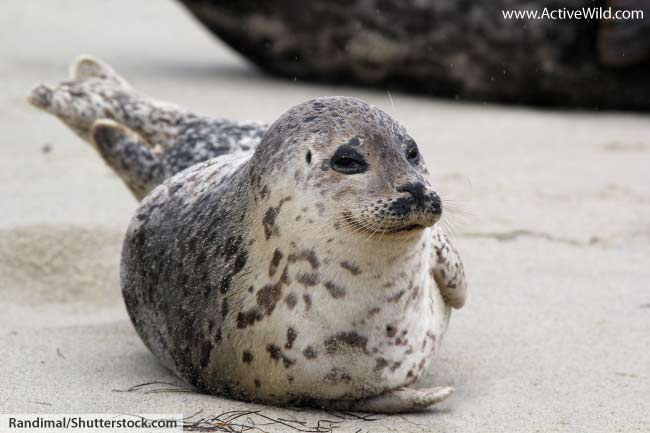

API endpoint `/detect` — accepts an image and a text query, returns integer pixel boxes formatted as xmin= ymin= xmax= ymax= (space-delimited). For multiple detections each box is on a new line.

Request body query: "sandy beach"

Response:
xmin=1 ymin=1 xmax=649 ymax=432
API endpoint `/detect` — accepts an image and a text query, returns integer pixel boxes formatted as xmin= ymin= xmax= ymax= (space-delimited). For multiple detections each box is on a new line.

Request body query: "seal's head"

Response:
xmin=252 ymin=96 xmax=441 ymax=240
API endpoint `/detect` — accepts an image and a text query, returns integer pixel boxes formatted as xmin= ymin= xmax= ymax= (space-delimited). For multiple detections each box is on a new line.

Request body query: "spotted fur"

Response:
xmin=28 ymin=56 xmax=467 ymax=413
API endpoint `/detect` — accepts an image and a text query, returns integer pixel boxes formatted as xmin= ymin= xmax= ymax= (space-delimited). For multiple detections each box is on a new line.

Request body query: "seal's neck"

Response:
xmin=341 ymin=231 xmax=427 ymax=268
xmin=291 ymin=218 xmax=430 ymax=283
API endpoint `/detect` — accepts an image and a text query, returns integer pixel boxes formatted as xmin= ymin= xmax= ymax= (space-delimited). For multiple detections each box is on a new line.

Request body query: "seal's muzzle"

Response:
xmin=389 ymin=182 xmax=442 ymax=231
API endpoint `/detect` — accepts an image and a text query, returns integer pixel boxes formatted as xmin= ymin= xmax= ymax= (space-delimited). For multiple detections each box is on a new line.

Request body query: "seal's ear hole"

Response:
xmin=306 ymin=150 xmax=312 ymax=164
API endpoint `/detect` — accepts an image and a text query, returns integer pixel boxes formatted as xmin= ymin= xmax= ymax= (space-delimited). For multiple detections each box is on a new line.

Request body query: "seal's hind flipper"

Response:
xmin=28 ymin=83 xmax=88 ymax=139
xmin=92 ymin=120 xmax=167 ymax=200
xmin=27 ymin=56 xmax=131 ymax=142
xmin=27 ymin=57 xmax=191 ymax=149
xmin=28 ymin=55 xmax=267 ymax=197
xmin=70 ymin=55 xmax=132 ymax=88
xmin=321 ymin=386 xmax=454 ymax=413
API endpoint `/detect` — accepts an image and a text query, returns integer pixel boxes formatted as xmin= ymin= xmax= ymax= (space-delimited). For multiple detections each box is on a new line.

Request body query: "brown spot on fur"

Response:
xmin=324 ymin=367 xmax=352 ymax=384
xmin=236 ymin=309 xmax=263 ymax=329
xmin=324 ymin=281 xmax=346 ymax=298
xmin=266 ymin=344 xmax=282 ymax=360
xmin=280 ymin=265 xmax=291 ymax=285
xmin=257 ymin=279 xmax=284 ymax=315
xmin=297 ymin=272 xmax=320 ymax=286
xmin=325 ymin=332 xmax=368 ymax=354
xmin=266 ymin=343 xmax=295 ymax=368
xmin=285 ymin=292 xmax=298 ymax=309
xmin=288 ymin=249 xmax=320 ymax=269
xmin=387 ymin=290 xmax=405 ymax=303
xmin=242 ymin=351 xmax=253 ymax=364
xmin=303 ymin=294 xmax=312 ymax=310
xmin=269 ymin=248 xmax=283 ymax=276
xmin=395 ymin=337 xmax=409 ymax=346
xmin=303 ymin=346 xmax=318 ymax=359
xmin=386 ymin=325 xmax=397 ymax=338
xmin=368 ymin=307 xmax=381 ymax=316
xmin=262 ymin=197 xmax=292 ymax=240
xmin=375 ymin=357 xmax=389 ymax=370
xmin=254 ymin=378 xmax=261 ymax=388
xmin=285 ymin=327 xmax=297 ymax=349
xmin=340 ymin=260 xmax=361 ymax=275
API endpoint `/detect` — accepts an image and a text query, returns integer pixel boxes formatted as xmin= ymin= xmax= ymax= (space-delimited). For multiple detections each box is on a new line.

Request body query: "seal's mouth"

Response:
xmin=341 ymin=212 xmax=433 ymax=237
xmin=339 ymin=184 xmax=443 ymax=237
xmin=387 ymin=223 xmax=427 ymax=233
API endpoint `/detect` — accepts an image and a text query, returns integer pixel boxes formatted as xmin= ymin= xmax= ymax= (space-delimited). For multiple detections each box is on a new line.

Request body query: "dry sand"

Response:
xmin=1 ymin=1 xmax=649 ymax=432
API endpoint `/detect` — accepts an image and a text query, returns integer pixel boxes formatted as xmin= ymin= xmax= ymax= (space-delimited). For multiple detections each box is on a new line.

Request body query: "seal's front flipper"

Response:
xmin=431 ymin=227 xmax=467 ymax=309
xmin=322 ymin=386 xmax=454 ymax=413
xmin=92 ymin=120 xmax=166 ymax=200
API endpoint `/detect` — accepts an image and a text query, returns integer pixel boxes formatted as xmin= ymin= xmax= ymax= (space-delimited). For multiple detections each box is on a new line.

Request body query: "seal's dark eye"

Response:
xmin=330 ymin=144 xmax=367 ymax=174
xmin=406 ymin=144 xmax=420 ymax=164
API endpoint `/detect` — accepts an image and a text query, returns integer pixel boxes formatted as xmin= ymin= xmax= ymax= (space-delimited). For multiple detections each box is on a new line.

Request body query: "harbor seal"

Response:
xmin=28 ymin=56 xmax=467 ymax=413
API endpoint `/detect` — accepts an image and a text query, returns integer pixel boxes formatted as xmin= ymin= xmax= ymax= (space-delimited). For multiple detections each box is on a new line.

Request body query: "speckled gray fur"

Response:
xmin=28 ymin=57 xmax=467 ymax=413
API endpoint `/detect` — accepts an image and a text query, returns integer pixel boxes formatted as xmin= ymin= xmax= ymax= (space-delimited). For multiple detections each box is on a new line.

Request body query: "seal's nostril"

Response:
xmin=396 ymin=182 xmax=426 ymax=208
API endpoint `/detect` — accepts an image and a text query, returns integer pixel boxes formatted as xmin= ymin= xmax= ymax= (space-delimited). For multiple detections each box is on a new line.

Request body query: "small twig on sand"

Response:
xmin=28 ymin=401 xmax=52 ymax=406
xmin=183 ymin=408 xmax=350 ymax=433
xmin=112 ymin=380 xmax=194 ymax=394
